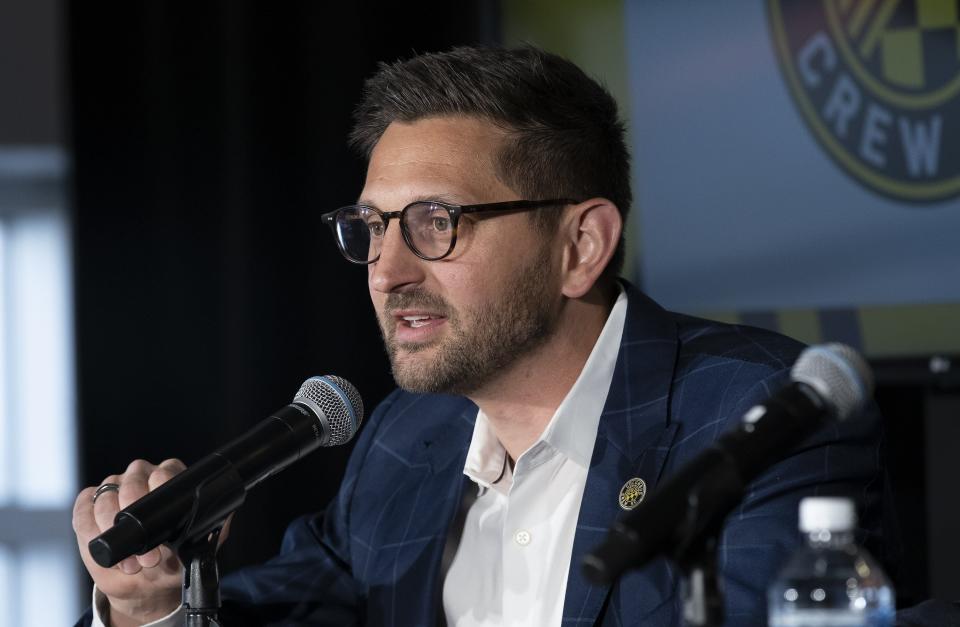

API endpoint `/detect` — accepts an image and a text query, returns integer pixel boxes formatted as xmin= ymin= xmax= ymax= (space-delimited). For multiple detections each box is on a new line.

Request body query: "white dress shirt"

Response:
xmin=443 ymin=289 xmax=627 ymax=626
xmin=93 ymin=289 xmax=627 ymax=627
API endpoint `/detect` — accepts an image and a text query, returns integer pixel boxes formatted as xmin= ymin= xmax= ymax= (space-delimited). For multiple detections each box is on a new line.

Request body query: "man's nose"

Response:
xmin=368 ymin=226 xmax=425 ymax=294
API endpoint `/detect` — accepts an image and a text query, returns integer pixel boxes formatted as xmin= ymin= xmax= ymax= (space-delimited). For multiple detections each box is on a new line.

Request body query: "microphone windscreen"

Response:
xmin=791 ymin=343 xmax=873 ymax=421
xmin=294 ymin=375 xmax=364 ymax=446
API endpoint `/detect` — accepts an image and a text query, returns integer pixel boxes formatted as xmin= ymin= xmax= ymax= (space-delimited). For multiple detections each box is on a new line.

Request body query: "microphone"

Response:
xmin=88 ymin=375 xmax=364 ymax=568
xmin=582 ymin=343 xmax=873 ymax=585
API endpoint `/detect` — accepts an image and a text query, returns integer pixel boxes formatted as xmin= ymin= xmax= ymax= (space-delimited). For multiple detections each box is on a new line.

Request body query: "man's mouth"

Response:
xmin=388 ymin=310 xmax=449 ymax=343
xmin=401 ymin=314 xmax=443 ymax=328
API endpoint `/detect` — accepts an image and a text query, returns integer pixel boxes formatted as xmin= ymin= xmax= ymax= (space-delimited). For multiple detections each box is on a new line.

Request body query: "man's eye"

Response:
xmin=431 ymin=216 xmax=451 ymax=232
xmin=367 ymin=222 xmax=386 ymax=237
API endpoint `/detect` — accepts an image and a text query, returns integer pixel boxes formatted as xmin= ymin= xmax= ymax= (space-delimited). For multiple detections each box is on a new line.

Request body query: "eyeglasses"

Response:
xmin=321 ymin=198 xmax=578 ymax=264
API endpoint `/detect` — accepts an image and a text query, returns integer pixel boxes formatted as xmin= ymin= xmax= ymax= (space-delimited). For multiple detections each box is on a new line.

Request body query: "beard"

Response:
xmin=378 ymin=249 xmax=560 ymax=396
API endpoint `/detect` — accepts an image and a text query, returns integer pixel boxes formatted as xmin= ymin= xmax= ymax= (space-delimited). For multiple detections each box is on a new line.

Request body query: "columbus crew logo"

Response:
xmin=768 ymin=0 xmax=960 ymax=202
xmin=618 ymin=477 xmax=647 ymax=511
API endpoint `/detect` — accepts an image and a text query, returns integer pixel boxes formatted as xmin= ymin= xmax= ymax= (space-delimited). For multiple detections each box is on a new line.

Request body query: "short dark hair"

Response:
xmin=350 ymin=45 xmax=632 ymax=280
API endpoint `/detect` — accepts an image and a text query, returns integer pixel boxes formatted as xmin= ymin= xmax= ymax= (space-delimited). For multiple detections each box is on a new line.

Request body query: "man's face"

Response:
xmin=362 ymin=116 xmax=563 ymax=395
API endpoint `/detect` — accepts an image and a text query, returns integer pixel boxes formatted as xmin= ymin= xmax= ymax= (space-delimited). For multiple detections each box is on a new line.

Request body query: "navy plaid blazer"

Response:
xmin=78 ymin=283 xmax=888 ymax=626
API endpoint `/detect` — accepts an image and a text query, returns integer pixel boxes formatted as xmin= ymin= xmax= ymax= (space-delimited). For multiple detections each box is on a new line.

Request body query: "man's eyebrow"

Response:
xmin=354 ymin=193 xmax=465 ymax=208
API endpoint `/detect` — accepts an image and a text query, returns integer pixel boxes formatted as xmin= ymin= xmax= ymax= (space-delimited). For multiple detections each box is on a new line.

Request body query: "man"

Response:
xmin=74 ymin=45 xmax=883 ymax=626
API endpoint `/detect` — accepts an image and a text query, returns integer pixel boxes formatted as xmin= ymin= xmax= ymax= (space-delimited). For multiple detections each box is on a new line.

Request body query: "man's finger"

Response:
xmin=137 ymin=546 xmax=163 ymax=569
xmin=73 ymin=486 xmax=101 ymax=542
xmin=148 ymin=458 xmax=186 ymax=491
xmin=157 ymin=544 xmax=182 ymax=570
xmin=118 ymin=555 xmax=142 ymax=575
xmin=92 ymin=475 xmax=122 ymax=532
xmin=119 ymin=460 xmax=153 ymax=509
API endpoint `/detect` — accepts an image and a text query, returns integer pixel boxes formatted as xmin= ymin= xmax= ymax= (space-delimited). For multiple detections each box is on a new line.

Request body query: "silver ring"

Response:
xmin=92 ymin=483 xmax=120 ymax=504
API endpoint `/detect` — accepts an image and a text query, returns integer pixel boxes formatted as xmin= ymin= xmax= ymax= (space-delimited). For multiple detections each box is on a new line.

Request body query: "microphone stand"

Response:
xmin=677 ymin=534 xmax=722 ymax=627
xmin=177 ymin=527 xmax=225 ymax=627
xmin=169 ymin=462 xmax=248 ymax=627
xmin=668 ymin=462 xmax=746 ymax=627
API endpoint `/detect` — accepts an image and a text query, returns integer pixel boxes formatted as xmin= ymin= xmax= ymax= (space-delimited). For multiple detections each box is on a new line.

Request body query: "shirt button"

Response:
xmin=514 ymin=529 xmax=532 ymax=546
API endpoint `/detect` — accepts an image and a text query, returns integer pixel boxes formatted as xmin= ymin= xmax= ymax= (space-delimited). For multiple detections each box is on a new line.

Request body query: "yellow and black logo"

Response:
xmin=768 ymin=0 xmax=960 ymax=202
xmin=618 ymin=477 xmax=646 ymax=511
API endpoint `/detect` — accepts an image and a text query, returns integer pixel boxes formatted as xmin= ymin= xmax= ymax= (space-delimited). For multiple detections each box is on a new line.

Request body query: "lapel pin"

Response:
xmin=619 ymin=477 xmax=647 ymax=511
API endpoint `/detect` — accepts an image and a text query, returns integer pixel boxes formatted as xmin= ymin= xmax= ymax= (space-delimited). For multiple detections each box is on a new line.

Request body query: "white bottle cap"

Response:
xmin=799 ymin=497 xmax=856 ymax=532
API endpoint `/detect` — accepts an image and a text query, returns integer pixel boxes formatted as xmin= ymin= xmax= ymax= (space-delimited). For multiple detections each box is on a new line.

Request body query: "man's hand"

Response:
xmin=73 ymin=459 xmax=187 ymax=627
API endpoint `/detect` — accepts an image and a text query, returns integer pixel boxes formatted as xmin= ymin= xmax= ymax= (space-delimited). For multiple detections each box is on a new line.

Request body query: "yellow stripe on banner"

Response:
xmin=778 ymin=309 xmax=823 ymax=346
xmin=860 ymin=303 xmax=960 ymax=357
xmin=860 ymin=0 xmax=899 ymax=58
xmin=698 ymin=303 xmax=960 ymax=358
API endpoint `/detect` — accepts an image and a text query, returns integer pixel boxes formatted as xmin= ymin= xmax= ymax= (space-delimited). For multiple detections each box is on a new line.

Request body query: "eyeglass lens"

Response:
xmin=335 ymin=202 xmax=454 ymax=262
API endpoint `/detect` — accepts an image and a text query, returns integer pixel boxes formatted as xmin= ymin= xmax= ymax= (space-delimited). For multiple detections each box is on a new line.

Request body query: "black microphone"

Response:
xmin=88 ymin=375 xmax=364 ymax=568
xmin=582 ymin=343 xmax=873 ymax=585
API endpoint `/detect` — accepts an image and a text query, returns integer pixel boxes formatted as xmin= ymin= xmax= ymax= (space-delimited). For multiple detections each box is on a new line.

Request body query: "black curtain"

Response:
xmin=68 ymin=0 xmax=498 ymax=576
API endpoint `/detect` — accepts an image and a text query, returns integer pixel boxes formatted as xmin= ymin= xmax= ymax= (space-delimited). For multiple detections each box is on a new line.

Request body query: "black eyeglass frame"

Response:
xmin=321 ymin=198 xmax=579 ymax=264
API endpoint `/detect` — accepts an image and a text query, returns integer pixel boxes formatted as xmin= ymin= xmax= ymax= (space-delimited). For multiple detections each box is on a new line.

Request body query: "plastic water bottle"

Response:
xmin=768 ymin=497 xmax=894 ymax=627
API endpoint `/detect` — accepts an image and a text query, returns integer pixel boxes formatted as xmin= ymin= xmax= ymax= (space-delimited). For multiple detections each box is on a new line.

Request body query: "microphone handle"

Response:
xmin=722 ymin=383 xmax=829 ymax=481
xmin=216 ymin=401 xmax=325 ymax=488
xmin=89 ymin=403 xmax=322 ymax=568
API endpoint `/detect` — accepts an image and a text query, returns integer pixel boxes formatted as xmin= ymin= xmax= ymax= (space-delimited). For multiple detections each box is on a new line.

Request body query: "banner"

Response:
xmin=627 ymin=0 xmax=960 ymax=312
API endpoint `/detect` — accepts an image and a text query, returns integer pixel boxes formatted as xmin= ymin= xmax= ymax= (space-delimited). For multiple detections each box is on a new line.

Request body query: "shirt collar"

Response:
xmin=462 ymin=412 xmax=508 ymax=489
xmin=462 ymin=286 xmax=628 ymax=487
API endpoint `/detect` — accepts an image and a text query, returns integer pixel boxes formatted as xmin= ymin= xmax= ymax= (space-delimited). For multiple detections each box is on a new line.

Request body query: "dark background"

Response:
xmin=2 ymin=0 xmax=955 ymax=612
xmin=66 ymin=1 xmax=497 ymax=576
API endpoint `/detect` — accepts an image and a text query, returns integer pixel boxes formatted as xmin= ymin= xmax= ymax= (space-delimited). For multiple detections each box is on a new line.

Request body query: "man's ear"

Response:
xmin=558 ymin=198 xmax=623 ymax=299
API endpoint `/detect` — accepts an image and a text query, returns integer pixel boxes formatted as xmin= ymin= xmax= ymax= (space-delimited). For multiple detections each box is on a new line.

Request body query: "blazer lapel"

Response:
xmin=370 ymin=397 xmax=476 ymax=627
xmin=562 ymin=284 xmax=681 ymax=625
xmin=422 ymin=401 xmax=477 ymax=627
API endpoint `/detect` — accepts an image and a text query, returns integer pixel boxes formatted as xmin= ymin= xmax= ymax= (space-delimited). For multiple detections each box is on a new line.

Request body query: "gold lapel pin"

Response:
xmin=619 ymin=477 xmax=647 ymax=511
